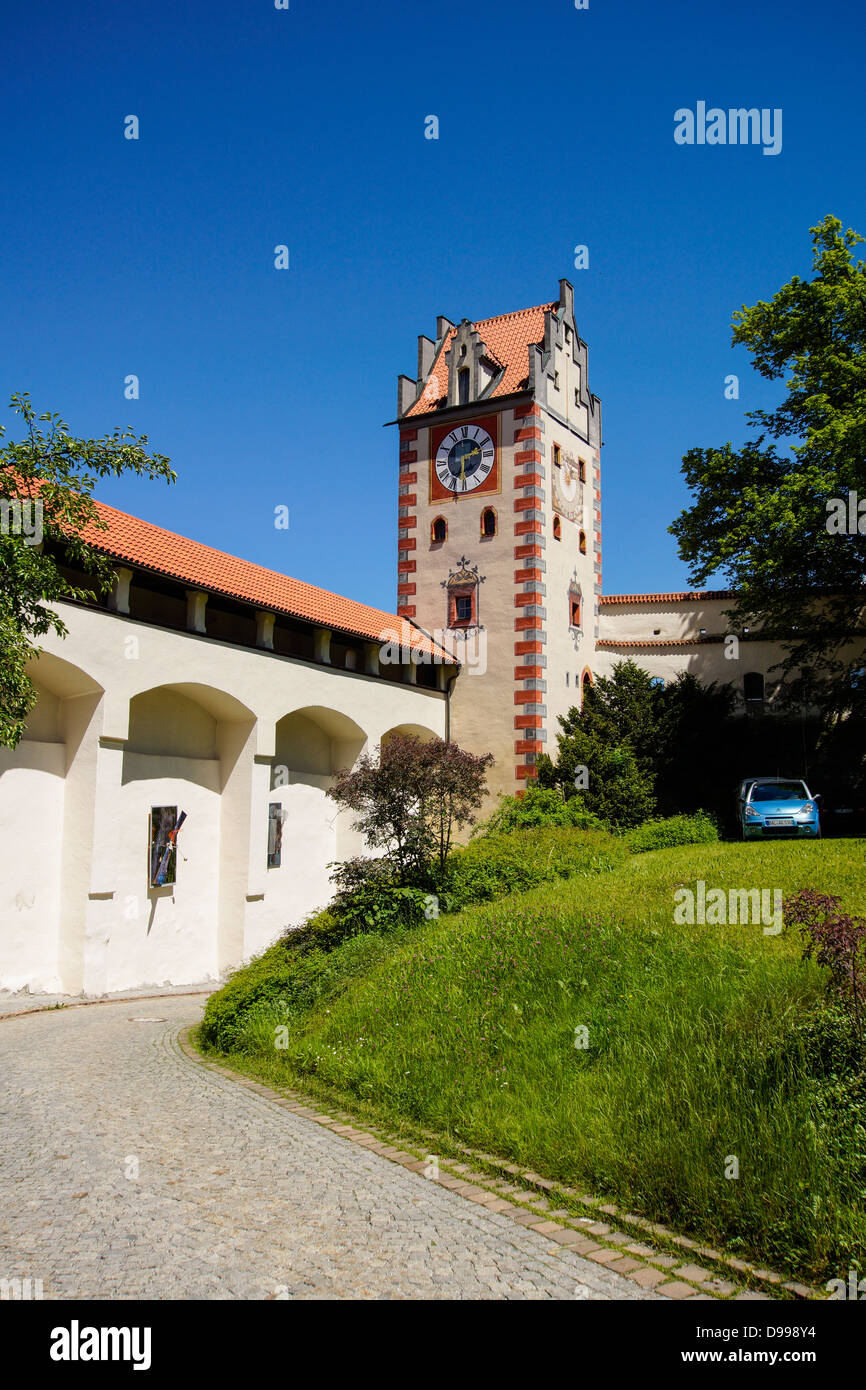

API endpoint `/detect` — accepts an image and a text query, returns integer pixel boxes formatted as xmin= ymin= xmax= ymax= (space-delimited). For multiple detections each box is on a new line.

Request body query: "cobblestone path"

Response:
xmin=0 ymin=998 xmax=658 ymax=1299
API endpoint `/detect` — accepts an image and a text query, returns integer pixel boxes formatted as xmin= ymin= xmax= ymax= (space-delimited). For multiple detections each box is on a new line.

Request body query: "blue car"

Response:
xmin=737 ymin=777 xmax=821 ymax=840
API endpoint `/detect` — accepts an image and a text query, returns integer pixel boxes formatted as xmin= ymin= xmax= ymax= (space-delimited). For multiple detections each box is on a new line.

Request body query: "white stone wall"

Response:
xmin=0 ymin=602 xmax=447 ymax=996
xmin=596 ymin=597 xmax=794 ymax=698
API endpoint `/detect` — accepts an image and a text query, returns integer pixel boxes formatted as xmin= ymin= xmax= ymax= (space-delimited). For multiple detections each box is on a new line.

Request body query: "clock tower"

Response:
xmin=393 ymin=280 xmax=602 ymax=804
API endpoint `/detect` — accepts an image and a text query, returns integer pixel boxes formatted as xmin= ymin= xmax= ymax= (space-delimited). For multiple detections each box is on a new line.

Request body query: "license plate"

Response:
xmin=767 ymin=818 xmax=794 ymax=827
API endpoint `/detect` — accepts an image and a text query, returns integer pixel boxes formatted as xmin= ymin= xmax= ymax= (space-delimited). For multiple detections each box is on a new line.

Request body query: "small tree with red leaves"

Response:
xmin=327 ymin=734 xmax=493 ymax=884
xmin=784 ymin=890 xmax=866 ymax=1040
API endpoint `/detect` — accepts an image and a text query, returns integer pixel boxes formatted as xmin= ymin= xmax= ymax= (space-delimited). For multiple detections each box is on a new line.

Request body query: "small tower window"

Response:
xmin=553 ymin=516 xmax=562 ymax=541
xmin=449 ymin=587 xmax=476 ymax=627
xmin=570 ymin=596 xmax=581 ymax=628
xmin=578 ymin=458 xmax=586 ymax=482
xmin=553 ymin=443 xmax=562 ymax=468
xmin=574 ymin=388 xmax=580 ymax=407
xmin=554 ymin=371 xmax=560 ymax=389
xmin=431 ymin=516 xmax=447 ymax=544
xmin=481 ymin=507 xmax=496 ymax=538
xmin=579 ymin=530 xmax=587 ymax=554
xmin=458 ymin=368 xmax=470 ymax=405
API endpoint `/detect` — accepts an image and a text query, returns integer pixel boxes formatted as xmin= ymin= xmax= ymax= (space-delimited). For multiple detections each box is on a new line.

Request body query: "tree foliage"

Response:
xmin=537 ymin=661 xmax=659 ymax=828
xmin=538 ymin=659 xmax=738 ymax=827
xmin=327 ymin=733 xmax=493 ymax=882
xmin=669 ymin=215 xmax=866 ymax=714
xmin=473 ymin=782 xmax=604 ymax=837
xmin=0 ymin=393 xmax=174 ymax=746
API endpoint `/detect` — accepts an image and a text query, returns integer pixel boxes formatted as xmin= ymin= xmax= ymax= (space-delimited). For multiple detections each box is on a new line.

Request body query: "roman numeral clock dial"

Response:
xmin=434 ymin=424 xmax=495 ymax=494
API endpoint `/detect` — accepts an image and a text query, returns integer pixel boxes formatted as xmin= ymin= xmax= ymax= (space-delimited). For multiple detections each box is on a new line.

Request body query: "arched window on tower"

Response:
xmin=481 ymin=507 xmax=497 ymax=538
xmin=743 ymin=672 xmax=765 ymax=705
xmin=431 ymin=516 xmax=447 ymax=544
xmin=579 ymin=529 xmax=587 ymax=554
xmin=553 ymin=516 xmax=562 ymax=541
xmin=570 ymin=595 xmax=582 ymax=628
xmin=458 ymin=368 xmax=470 ymax=405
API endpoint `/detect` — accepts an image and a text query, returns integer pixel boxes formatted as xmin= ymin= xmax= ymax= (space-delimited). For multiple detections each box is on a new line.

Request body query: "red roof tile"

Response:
xmin=599 ymin=590 xmax=734 ymax=606
xmin=81 ymin=500 xmax=456 ymax=663
xmin=406 ymin=303 xmax=556 ymax=417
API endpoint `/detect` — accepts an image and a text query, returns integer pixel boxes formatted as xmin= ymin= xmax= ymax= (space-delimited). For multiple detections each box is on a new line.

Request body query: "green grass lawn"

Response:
xmin=198 ymin=836 xmax=866 ymax=1284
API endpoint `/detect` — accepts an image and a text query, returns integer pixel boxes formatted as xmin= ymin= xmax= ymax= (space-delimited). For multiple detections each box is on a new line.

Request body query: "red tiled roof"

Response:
xmin=599 ymin=590 xmax=734 ymax=606
xmin=80 ymin=500 xmax=456 ymax=663
xmin=405 ymin=303 xmax=556 ymax=417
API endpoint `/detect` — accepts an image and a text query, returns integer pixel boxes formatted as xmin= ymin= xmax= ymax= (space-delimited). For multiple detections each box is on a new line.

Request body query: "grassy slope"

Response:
xmin=200 ymin=838 xmax=866 ymax=1281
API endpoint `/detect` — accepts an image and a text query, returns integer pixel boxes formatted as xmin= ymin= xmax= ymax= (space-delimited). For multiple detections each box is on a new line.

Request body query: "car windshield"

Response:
xmin=750 ymin=782 xmax=808 ymax=803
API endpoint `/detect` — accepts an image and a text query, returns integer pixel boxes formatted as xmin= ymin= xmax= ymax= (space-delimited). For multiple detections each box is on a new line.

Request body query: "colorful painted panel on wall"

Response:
xmin=149 ymin=806 xmax=187 ymax=887
xmin=267 ymin=803 xmax=283 ymax=869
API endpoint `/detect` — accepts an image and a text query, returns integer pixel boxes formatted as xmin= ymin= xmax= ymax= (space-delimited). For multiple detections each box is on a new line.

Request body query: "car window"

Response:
xmin=749 ymin=782 xmax=808 ymax=802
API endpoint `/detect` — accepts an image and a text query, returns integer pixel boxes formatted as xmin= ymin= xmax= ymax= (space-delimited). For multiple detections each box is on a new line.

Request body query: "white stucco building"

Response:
xmin=0 ymin=501 xmax=456 ymax=996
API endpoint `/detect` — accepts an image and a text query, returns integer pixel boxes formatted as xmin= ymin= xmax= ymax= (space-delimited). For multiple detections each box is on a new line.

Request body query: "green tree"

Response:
xmin=328 ymin=734 xmax=493 ymax=883
xmin=0 ymin=393 xmax=174 ymax=746
xmin=669 ymin=216 xmax=866 ymax=715
xmin=654 ymin=672 xmax=737 ymax=816
xmin=538 ymin=660 xmax=657 ymax=828
xmin=538 ymin=661 xmax=742 ymax=827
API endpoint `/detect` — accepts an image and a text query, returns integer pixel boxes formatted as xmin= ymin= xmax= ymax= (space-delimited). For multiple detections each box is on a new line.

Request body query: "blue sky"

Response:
xmin=2 ymin=0 xmax=863 ymax=605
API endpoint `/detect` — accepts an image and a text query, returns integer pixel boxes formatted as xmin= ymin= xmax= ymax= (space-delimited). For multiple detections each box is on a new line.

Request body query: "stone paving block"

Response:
xmin=784 ymin=1281 xmax=814 ymax=1299
xmin=657 ymin=1280 xmax=698 ymax=1299
xmin=704 ymin=1278 xmax=736 ymax=1295
xmin=546 ymin=1228 xmax=589 ymax=1247
xmin=609 ymin=1257 xmax=642 ymax=1273
xmin=587 ymin=1249 xmax=627 ymax=1266
xmin=627 ymin=1267 xmax=669 ymax=1288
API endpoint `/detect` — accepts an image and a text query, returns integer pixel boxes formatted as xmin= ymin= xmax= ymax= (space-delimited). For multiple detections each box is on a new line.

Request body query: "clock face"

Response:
xmin=434 ymin=424 xmax=495 ymax=494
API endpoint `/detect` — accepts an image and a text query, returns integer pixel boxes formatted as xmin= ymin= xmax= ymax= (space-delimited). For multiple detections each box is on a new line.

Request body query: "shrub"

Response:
xmin=329 ymin=857 xmax=433 ymax=938
xmin=474 ymin=784 xmax=605 ymax=837
xmin=626 ymin=810 xmax=719 ymax=853
xmin=327 ymin=734 xmax=493 ymax=880
xmin=784 ymin=889 xmax=866 ymax=1037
